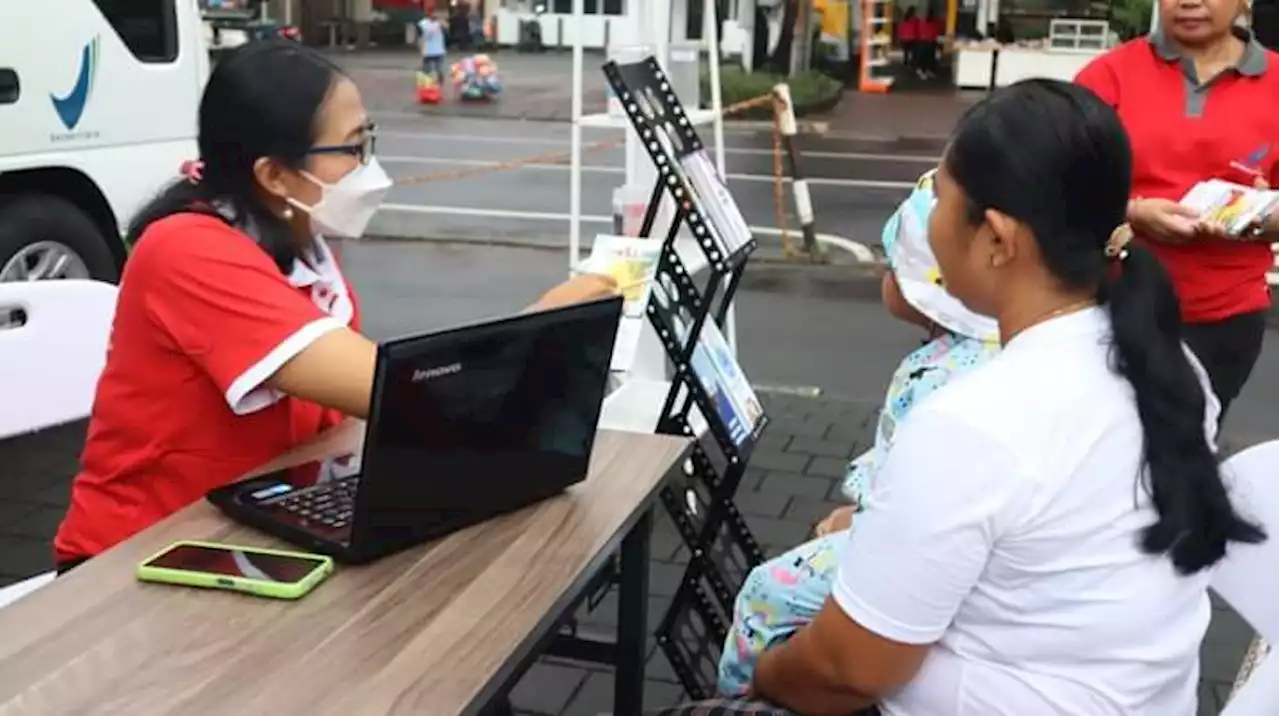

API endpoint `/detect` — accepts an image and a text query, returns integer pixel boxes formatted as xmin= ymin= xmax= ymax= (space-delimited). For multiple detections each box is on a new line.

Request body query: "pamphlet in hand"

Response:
xmin=577 ymin=235 xmax=662 ymax=372
xmin=687 ymin=319 xmax=764 ymax=448
xmin=1180 ymin=179 xmax=1278 ymax=237
xmin=680 ymin=149 xmax=753 ymax=256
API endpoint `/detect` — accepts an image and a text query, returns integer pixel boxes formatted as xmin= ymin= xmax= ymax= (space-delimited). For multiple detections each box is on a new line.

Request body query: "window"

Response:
xmin=91 ymin=0 xmax=179 ymax=63
xmin=551 ymin=0 xmax=624 ymax=14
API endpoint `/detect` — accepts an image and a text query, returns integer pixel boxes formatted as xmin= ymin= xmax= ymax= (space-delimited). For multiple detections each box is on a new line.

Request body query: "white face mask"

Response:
xmin=288 ymin=157 xmax=393 ymax=239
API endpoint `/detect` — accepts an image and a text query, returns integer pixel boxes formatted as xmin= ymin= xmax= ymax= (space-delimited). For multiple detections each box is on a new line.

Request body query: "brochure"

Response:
xmin=577 ymin=235 xmax=662 ymax=372
xmin=1180 ymin=179 xmax=1279 ymax=237
xmin=680 ymin=149 xmax=753 ymax=256
xmin=686 ymin=319 xmax=764 ymax=448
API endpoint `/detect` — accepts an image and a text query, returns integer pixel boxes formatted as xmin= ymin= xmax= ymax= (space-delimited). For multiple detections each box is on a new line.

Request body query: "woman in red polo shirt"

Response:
xmin=1075 ymin=0 xmax=1278 ymax=417
xmin=53 ymin=40 xmax=615 ymax=571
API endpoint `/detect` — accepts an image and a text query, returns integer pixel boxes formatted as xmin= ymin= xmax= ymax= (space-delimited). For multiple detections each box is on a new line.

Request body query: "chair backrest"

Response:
xmin=0 ymin=280 xmax=118 ymax=440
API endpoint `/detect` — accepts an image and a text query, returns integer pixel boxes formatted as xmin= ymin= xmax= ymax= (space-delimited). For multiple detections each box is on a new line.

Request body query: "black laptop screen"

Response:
xmin=358 ymin=298 xmax=621 ymax=517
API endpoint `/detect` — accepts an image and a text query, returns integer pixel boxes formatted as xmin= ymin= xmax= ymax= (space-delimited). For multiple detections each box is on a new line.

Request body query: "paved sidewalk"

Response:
xmin=0 ymin=392 xmax=1252 ymax=715
xmin=809 ymin=89 xmax=983 ymax=142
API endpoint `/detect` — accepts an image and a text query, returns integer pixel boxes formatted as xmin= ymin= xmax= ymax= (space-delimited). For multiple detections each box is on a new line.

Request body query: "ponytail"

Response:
xmin=1100 ymin=244 xmax=1265 ymax=575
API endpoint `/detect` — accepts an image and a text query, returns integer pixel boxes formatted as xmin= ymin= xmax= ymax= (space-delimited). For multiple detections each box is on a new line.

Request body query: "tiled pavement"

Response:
xmin=0 ymin=393 xmax=1258 ymax=715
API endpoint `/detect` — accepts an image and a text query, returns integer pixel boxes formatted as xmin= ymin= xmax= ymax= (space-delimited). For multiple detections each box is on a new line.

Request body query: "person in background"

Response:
xmin=918 ymin=7 xmax=943 ymax=78
xmin=716 ymin=79 xmax=1264 ymax=715
xmin=898 ymin=7 xmax=923 ymax=78
xmin=417 ymin=10 xmax=447 ymax=85
xmin=52 ymin=41 xmax=615 ymax=573
xmin=1075 ymin=0 xmax=1278 ymax=419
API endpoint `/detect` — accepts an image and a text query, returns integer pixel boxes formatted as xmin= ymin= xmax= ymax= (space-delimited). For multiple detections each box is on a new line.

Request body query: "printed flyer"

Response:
xmin=680 ymin=149 xmax=753 ymax=256
xmin=1181 ymin=179 xmax=1279 ymax=237
xmin=577 ymin=235 xmax=662 ymax=372
xmin=687 ymin=319 xmax=764 ymax=448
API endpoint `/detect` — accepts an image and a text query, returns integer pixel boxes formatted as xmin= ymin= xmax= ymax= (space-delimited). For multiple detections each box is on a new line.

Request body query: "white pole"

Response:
xmin=704 ymin=0 xmax=739 ymax=355
xmin=569 ymin=0 xmax=585 ymax=273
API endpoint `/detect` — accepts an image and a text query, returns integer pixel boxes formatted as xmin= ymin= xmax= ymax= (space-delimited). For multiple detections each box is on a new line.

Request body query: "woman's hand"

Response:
xmin=814 ymin=505 xmax=856 ymax=537
xmin=1244 ymin=176 xmax=1279 ymax=241
xmin=1127 ymin=198 xmax=1200 ymax=243
xmin=530 ymin=273 xmax=620 ymax=312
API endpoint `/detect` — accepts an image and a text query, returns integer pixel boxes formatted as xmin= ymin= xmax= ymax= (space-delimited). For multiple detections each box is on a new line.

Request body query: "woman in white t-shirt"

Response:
xmin=747 ymin=79 xmax=1267 ymax=715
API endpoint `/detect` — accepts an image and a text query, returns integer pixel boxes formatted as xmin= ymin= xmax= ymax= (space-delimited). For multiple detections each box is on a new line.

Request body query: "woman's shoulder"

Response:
xmin=129 ymin=212 xmax=275 ymax=273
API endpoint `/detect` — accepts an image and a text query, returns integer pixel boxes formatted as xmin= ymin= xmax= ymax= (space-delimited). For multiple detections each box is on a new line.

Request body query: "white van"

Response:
xmin=0 ymin=0 xmax=206 ymax=283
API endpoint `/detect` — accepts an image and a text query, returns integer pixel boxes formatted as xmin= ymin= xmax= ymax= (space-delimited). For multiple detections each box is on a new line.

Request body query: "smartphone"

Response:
xmin=136 ymin=540 xmax=333 ymax=600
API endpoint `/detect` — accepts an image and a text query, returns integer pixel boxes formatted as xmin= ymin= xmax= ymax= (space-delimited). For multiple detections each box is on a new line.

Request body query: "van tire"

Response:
xmin=0 ymin=195 xmax=120 ymax=284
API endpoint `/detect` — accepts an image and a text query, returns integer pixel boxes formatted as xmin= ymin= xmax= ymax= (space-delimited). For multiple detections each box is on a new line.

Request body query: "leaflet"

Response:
xmin=577 ymin=235 xmax=662 ymax=372
xmin=1180 ymin=179 xmax=1278 ymax=237
xmin=680 ymin=149 xmax=753 ymax=256
xmin=686 ymin=319 xmax=764 ymax=448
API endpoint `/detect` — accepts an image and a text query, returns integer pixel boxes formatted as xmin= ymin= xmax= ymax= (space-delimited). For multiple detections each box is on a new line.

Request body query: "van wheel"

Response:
xmin=0 ymin=195 xmax=119 ymax=283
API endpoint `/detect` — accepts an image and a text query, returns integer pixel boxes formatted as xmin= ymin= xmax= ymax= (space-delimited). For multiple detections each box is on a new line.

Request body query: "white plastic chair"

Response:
xmin=0 ymin=279 xmax=117 ymax=608
xmin=1215 ymin=440 xmax=1279 ymax=716
xmin=0 ymin=279 xmax=117 ymax=439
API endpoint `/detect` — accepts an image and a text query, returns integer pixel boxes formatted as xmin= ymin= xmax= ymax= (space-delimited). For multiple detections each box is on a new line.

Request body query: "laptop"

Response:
xmin=208 ymin=296 xmax=623 ymax=564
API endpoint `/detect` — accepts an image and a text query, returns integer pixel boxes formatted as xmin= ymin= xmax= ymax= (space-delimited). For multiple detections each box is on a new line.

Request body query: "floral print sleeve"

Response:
xmin=841 ymin=333 xmax=999 ymax=505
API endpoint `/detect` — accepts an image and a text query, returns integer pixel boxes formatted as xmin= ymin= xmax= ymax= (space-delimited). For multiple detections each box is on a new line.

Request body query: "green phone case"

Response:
xmin=136 ymin=540 xmax=334 ymax=600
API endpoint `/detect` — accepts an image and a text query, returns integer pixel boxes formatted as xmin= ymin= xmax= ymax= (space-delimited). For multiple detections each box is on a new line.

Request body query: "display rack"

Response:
xmin=858 ymin=0 xmax=895 ymax=93
xmin=599 ymin=55 xmax=770 ymax=699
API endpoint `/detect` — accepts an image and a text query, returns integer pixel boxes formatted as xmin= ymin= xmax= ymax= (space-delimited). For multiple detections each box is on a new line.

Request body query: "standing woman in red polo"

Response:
xmin=53 ymin=41 xmax=614 ymax=571
xmin=1075 ymin=0 xmax=1278 ymax=418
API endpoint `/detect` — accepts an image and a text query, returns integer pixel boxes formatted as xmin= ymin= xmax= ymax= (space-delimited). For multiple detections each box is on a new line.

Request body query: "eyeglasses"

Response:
xmin=307 ymin=123 xmax=377 ymax=165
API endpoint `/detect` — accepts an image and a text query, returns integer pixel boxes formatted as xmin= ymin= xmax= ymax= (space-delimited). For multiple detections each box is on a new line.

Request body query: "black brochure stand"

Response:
xmin=599 ymin=56 xmax=771 ymax=699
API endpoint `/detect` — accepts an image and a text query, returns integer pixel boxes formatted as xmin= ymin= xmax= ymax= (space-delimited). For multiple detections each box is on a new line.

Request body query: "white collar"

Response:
xmin=287 ymin=236 xmax=338 ymax=288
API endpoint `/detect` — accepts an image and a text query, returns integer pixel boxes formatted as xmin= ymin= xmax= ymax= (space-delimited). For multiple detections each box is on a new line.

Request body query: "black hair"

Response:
xmin=125 ymin=39 xmax=345 ymax=273
xmin=944 ymin=79 xmax=1265 ymax=575
xmin=903 ymin=6 xmax=918 ymax=18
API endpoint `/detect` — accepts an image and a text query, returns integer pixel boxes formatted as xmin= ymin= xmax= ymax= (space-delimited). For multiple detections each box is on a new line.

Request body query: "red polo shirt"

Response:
xmin=1076 ymin=29 xmax=1278 ymax=323
xmin=54 ymin=213 xmax=361 ymax=562
xmin=899 ymin=16 xmax=922 ymax=42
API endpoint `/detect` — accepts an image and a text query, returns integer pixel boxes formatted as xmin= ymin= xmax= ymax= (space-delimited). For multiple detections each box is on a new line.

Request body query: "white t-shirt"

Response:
xmin=833 ymin=308 xmax=1220 ymax=716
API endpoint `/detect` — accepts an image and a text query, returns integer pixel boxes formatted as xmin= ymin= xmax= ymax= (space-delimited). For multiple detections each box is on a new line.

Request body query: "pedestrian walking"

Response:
xmin=898 ymin=7 xmax=923 ymax=78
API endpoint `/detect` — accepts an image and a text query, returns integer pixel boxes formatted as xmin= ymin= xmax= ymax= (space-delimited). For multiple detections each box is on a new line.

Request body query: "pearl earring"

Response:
xmin=281 ymin=206 xmax=294 ymax=220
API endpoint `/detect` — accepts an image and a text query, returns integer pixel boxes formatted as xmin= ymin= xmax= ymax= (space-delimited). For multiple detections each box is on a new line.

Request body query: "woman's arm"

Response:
xmin=752 ymin=407 xmax=1016 ymax=712
xmin=267 ymin=273 xmax=619 ymax=419
xmin=754 ymin=599 xmax=928 ymax=715
xmin=268 ymin=328 xmax=378 ymax=419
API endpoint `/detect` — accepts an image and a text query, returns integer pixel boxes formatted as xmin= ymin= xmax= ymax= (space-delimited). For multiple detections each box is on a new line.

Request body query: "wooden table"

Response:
xmin=0 ymin=421 xmax=690 ymax=716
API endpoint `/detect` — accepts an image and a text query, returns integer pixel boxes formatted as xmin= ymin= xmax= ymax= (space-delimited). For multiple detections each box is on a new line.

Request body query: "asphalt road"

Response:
xmin=364 ymin=111 xmax=937 ymax=254
xmin=337 ymin=239 xmax=1278 ymax=446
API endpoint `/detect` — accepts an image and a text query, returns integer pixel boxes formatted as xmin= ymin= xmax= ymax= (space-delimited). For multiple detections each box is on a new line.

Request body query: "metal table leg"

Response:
xmin=615 ymin=508 xmax=652 ymax=716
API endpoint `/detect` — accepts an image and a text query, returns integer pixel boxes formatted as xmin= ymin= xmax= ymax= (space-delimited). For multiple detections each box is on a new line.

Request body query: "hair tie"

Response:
xmin=1105 ymin=223 xmax=1132 ymax=261
xmin=179 ymin=159 xmax=204 ymax=184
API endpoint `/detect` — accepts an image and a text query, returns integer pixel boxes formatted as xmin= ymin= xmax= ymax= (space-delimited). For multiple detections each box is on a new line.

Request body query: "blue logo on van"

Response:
xmin=51 ymin=37 xmax=100 ymax=131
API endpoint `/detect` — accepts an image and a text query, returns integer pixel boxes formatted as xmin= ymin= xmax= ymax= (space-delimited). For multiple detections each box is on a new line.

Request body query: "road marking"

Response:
xmin=380 ymin=155 xmax=916 ymax=189
xmin=378 ymin=129 xmax=940 ymax=163
xmin=382 ymin=203 xmax=613 ymax=223
xmin=378 ymin=203 xmax=879 ymax=263
xmin=752 ymin=384 xmax=824 ymax=397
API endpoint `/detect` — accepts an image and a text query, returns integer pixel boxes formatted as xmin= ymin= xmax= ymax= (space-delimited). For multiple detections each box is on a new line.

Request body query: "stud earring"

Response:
xmin=281 ymin=206 xmax=294 ymax=220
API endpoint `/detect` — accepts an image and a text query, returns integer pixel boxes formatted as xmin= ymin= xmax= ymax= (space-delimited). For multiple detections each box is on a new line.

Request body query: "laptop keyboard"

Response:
xmin=270 ymin=474 xmax=360 ymax=529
